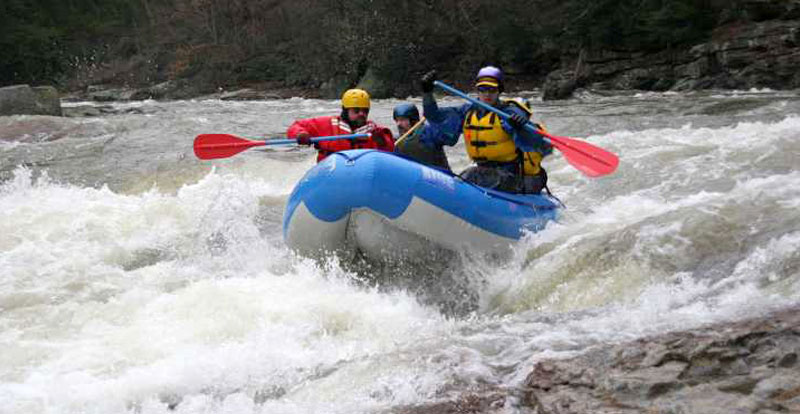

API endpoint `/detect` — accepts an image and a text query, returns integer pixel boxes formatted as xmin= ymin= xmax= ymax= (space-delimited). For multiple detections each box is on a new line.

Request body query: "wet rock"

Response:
xmin=0 ymin=85 xmax=39 ymax=115
xmin=62 ymin=105 xmax=105 ymax=117
xmin=124 ymin=80 xmax=187 ymax=100
xmin=87 ymin=86 xmax=138 ymax=102
xmin=542 ymin=70 xmax=578 ymax=101
xmin=31 ymin=86 xmax=62 ymax=116
xmin=147 ymin=81 xmax=179 ymax=98
xmin=319 ymin=75 xmax=350 ymax=99
xmin=521 ymin=306 xmax=800 ymax=413
xmin=62 ymin=104 xmax=155 ymax=117
xmin=220 ymin=88 xmax=261 ymax=100
xmin=0 ymin=84 xmax=62 ymax=116
xmin=215 ymin=88 xmax=282 ymax=100
xmin=392 ymin=306 xmax=800 ymax=414
xmin=393 ymin=392 xmax=507 ymax=414
xmin=778 ymin=352 xmax=798 ymax=367
xmin=357 ymin=67 xmax=391 ymax=99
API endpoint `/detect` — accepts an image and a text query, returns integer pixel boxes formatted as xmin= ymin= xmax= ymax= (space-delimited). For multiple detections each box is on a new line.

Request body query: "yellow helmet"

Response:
xmin=341 ymin=89 xmax=370 ymax=109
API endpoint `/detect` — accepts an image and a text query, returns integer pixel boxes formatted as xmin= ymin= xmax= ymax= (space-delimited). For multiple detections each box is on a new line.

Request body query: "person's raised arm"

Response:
xmin=420 ymin=70 xmax=448 ymax=123
xmin=419 ymin=70 xmax=467 ymax=147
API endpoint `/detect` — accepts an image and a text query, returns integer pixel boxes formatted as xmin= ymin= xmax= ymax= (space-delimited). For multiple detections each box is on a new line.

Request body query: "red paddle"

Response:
xmin=539 ymin=131 xmax=619 ymax=177
xmin=193 ymin=133 xmax=368 ymax=160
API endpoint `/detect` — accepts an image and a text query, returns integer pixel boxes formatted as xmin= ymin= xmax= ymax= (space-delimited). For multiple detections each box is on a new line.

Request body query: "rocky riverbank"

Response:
xmin=398 ymin=305 xmax=800 ymax=414
xmin=62 ymin=8 xmax=800 ymax=103
xmin=543 ymin=17 xmax=800 ymax=99
xmin=60 ymin=81 xmax=312 ymax=103
xmin=2 ymin=3 xmax=798 ymax=114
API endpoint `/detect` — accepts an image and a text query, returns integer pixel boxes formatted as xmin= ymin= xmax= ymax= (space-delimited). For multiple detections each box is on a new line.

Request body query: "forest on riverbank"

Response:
xmin=3 ymin=0 xmax=798 ymax=99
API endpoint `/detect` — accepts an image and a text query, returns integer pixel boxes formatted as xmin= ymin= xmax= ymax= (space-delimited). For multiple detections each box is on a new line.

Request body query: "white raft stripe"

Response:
xmin=286 ymin=195 xmax=515 ymax=261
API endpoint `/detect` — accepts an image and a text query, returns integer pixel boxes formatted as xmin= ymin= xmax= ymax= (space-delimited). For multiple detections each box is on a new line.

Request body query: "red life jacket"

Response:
xmin=286 ymin=116 xmax=394 ymax=162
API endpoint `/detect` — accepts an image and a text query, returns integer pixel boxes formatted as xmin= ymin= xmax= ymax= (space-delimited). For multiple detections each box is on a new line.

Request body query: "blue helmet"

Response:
xmin=392 ymin=103 xmax=420 ymax=123
xmin=475 ymin=66 xmax=504 ymax=91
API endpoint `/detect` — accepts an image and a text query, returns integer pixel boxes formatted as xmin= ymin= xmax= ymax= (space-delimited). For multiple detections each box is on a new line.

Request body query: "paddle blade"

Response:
xmin=543 ymin=132 xmax=619 ymax=177
xmin=193 ymin=134 xmax=265 ymax=160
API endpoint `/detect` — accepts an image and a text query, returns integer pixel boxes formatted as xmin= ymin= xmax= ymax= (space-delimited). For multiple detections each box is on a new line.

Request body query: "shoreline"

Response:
xmin=51 ymin=14 xmax=800 ymax=105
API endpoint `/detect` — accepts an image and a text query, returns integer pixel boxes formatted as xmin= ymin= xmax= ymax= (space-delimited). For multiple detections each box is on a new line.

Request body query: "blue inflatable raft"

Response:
xmin=282 ymin=150 xmax=560 ymax=262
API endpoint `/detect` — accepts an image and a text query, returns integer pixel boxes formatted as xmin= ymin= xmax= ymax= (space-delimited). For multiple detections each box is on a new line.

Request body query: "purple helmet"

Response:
xmin=475 ymin=66 xmax=504 ymax=89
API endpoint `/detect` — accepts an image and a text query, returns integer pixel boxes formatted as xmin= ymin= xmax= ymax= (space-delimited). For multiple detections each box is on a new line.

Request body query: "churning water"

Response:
xmin=1 ymin=89 xmax=799 ymax=413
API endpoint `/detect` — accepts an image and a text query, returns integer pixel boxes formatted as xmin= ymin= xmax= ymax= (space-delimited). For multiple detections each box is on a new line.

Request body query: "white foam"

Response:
xmin=2 ymin=97 xmax=799 ymax=413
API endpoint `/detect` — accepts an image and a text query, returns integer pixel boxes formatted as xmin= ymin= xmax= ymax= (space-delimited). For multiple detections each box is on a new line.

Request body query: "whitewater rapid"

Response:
xmin=1 ymin=90 xmax=798 ymax=413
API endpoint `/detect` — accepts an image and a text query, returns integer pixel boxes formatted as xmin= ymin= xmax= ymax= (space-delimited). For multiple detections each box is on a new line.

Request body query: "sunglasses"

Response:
xmin=477 ymin=86 xmax=499 ymax=93
xmin=350 ymin=108 xmax=369 ymax=114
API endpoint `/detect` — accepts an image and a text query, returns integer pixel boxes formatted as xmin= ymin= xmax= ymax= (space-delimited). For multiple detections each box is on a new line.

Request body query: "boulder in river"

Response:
xmin=0 ymin=84 xmax=62 ymax=116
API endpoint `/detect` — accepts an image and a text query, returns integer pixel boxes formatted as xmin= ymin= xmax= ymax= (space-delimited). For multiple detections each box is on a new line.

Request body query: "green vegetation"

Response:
xmin=0 ymin=0 xmax=764 ymax=95
xmin=560 ymin=0 xmax=721 ymax=51
xmin=0 ymin=0 xmax=142 ymax=85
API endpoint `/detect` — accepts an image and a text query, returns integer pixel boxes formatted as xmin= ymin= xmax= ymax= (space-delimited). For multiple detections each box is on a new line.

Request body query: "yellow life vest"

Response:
xmin=462 ymin=99 xmax=544 ymax=175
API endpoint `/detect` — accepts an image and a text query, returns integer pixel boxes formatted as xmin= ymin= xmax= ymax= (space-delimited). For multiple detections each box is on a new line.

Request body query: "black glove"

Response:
xmin=296 ymin=133 xmax=312 ymax=146
xmin=420 ymin=70 xmax=437 ymax=93
xmin=508 ymin=112 xmax=528 ymax=130
xmin=369 ymin=130 xmax=387 ymax=146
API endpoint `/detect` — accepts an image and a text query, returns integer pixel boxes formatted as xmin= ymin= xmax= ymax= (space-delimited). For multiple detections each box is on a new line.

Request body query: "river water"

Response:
xmin=1 ymin=90 xmax=799 ymax=413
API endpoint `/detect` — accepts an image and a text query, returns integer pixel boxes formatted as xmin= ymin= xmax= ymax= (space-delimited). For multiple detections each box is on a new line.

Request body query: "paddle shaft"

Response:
xmin=265 ymin=135 xmax=367 ymax=146
xmin=432 ymin=80 xmax=619 ymax=177
xmin=194 ymin=133 xmax=370 ymax=160
xmin=394 ymin=116 xmax=426 ymax=147
xmin=433 ymin=81 xmax=546 ymax=140
xmin=195 ymin=135 xmax=359 ymax=152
